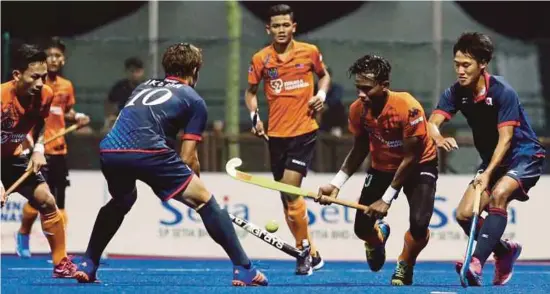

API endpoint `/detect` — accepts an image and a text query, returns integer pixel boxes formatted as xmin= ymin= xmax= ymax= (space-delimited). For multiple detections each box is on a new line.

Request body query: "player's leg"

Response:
xmin=3 ymin=156 xmax=75 ymax=277
xmin=454 ymin=168 xmax=513 ymax=281
xmin=172 ymin=176 xmax=267 ymax=286
xmin=270 ymin=131 xmax=321 ymax=275
xmin=16 ymin=201 xmax=39 ymax=258
xmin=354 ymin=168 xmax=393 ymax=272
xmin=391 ymin=162 xmax=437 ymax=286
xmin=140 ymin=151 xmax=267 ymax=286
xmin=74 ymin=153 xmax=138 ymax=283
xmin=455 ymin=168 xmax=510 ymax=253
xmin=15 ymin=156 xmax=61 ymax=258
xmin=469 ymin=155 xmax=544 ymax=286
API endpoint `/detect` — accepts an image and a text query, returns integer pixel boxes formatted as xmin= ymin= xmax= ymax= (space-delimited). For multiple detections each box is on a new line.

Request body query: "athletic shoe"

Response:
xmin=391 ymin=260 xmax=414 ymax=286
xmin=493 ymin=240 xmax=522 ymax=285
xmin=365 ymin=220 xmax=390 ymax=272
xmin=232 ymin=265 xmax=268 ymax=286
xmin=312 ymin=251 xmax=325 ymax=271
xmin=74 ymin=257 xmax=99 ymax=283
xmin=53 ymin=257 xmax=77 ymax=278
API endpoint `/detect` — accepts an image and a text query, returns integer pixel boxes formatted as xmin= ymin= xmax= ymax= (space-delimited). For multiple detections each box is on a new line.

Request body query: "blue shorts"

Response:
xmin=476 ymin=152 xmax=546 ymax=201
xmin=100 ymin=150 xmax=193 ymax=201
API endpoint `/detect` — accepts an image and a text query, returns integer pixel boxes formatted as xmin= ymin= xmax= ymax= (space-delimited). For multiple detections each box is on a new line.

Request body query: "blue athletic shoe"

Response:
xmin=365 ymin=220 xmax=390 ymax=272
xmin=16 ymin=232 xmax=31 ymax=258
xmin=74 ymin=257 xmax=99 ymax=283
xmin=232 ymin=264 xmax=268 ymax=286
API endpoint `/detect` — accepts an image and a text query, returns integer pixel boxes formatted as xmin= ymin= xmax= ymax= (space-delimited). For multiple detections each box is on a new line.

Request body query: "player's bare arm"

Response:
xmin=308 ymin=68 xmax=331 ymax=113
xmin=368 ymin=136 xmax=423 ymax=219
xmin=65 ymin=108 xmax=90 ymax=127
xmin=473 ymin=125 xmax=514 ymax=193
xmin=428 ymin=112 xmax=458 ymax=151
xmin=28 ymin=118 xmax=48 ymax=173
xmin=180 ymin=139 xmax=201 ymax=177
xmin=317 ymin=133 xmax=370 ymax=204
xmin=244 ymin=83 xmax=265 ymax=136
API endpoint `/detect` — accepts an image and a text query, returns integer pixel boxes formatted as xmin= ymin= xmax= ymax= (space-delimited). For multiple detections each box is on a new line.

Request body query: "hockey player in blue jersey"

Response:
xmin=74 ymin=43 xmax=268 ymax=287
xmin=428 ymin=32 xmax=546 ymax=286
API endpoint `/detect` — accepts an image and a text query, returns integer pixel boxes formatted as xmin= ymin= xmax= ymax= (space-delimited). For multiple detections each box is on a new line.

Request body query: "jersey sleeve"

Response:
xmin=433 ymin=87 xmax=457 ymax=120
xmin=247 ymin=53 xmax=263 ymax=85
xmin=182 ymin=98 xmax=207 ymax=141
xmin=402 ymin=95 xmax=428 ymax=138
xmin=348 ymin=101 xmax=364 ymax=136
xmin=311 ymin=46 xmax=326 ymax=77
xmin=496 ymin=88 xmax=521 ymax=128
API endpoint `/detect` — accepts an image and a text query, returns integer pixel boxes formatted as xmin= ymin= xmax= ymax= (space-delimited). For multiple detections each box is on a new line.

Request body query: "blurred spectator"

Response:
xmin=319 ymin=67 xmax=347 ymax=137
xmin=213 ymin=120 xmax=225 ymax=136
xmin=102 ymin=57 xmax=145 ymax=132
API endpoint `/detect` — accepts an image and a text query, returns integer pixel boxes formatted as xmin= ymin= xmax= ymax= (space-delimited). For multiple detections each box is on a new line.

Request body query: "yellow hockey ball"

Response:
xmin=265 ymin=220 xmax=279 ymax=233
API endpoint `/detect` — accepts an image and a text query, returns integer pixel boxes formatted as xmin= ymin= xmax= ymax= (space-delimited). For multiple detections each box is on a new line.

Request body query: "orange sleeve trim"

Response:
xmin=432 ymin=109 xmax=452 ymax=120
xmin=497 ymin=121 xmax=520 ymax=128
xmin=181 ymin=134 xmax=202 ymax=141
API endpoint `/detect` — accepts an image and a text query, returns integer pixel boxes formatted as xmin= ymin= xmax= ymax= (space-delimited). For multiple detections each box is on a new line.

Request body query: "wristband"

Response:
xmin=33 ymin=143 xmax=45 ymax=154
xmin=75 ymin=112 xmax=86 ymax=120
xmin=330 ymin=170 xmax=349 ymax=189
xmin=250 ymin=110 xmax=259 ymax=127
xmin=316 ymin=90 xmax=327 ymax=103
xmin=381 ymin=186 xmax=399 ymax=205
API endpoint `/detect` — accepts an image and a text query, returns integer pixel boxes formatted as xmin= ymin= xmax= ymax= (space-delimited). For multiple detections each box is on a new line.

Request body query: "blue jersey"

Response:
xmin=434 ymin=73 xmax=545 ymax=166
xmin=100 ymin=77 xmax=207 ymax=151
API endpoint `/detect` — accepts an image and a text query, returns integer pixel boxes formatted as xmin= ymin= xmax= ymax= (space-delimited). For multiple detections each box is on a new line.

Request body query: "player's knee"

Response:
xmin=489 ymin=187 xmax=510 ymax=209
xmin=110 ymin=189 xmax=137 ymax=215
xmin=410 ymin=213 xmax=431 ymax=239
xmin=32 ymin=184 xmax=57 ymax=212
xmin=455 ymin=208 xmax=473 ymax=222
xmin=354 ymin=219 xmax=376 ymax=240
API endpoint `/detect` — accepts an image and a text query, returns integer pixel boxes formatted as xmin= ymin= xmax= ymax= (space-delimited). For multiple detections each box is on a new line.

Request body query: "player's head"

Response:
xmin=266 ymin=4 xmax=296 ymax=45
xmin=12 ymin=43 xmax=48 ymax=96
xmin=348 ymin=54 xmax=391 ymax=104
xmin=45 ymin=37 xmax=66 ymax=74
xmin=453 ymin=32 xmax=494 ymax=87
xmin=125 ymin=57 xmax=145 ymax=83
xmin=162 ymin=43 xmax=203 ymax=87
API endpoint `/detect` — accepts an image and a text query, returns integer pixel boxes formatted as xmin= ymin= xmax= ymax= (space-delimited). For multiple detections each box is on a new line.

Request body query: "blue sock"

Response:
xmin=198 ymin=196 xmax=251 ymax=268
xmin=473 ymin=207 xmax=508 ymax=266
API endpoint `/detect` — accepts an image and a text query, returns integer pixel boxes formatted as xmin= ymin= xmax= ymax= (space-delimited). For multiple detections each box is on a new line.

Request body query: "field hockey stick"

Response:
xmin=1 ymin=124 xmax=80 ymax=208
xmin=225 ymin=157 xmax=370 ymax=213
xmin=459 ymin=184 xmax=483 ymax=287
xmin=229 ymin=213 xmax=309 ymax=259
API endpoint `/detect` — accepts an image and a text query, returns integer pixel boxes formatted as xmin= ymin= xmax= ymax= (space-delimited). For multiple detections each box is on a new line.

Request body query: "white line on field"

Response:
xmin=6 ymin=268 xmax=550 ymax=275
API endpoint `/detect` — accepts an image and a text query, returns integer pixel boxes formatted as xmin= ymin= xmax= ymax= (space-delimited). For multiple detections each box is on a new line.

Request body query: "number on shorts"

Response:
xmin=125 ymin=88 xmax=173 ymax=107
xmin=364 ymin=173 xmax=373 ymax=187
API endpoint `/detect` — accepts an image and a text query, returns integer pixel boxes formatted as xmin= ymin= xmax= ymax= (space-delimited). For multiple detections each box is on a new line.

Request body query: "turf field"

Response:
xmin=2 ymin=255 xmax=549 ymax=293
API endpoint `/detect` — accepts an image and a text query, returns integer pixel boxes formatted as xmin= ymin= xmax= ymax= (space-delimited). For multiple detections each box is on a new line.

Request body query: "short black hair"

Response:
xmin=267 ymin=4 xmax=294 ymax=22
xmin=453 ymin=32 xmax=494 ymax=64
xmin=12 ymin=43 xmax=47 ymax=72
xmin=348 ymin=54 xmax=391 ymax=82
xmin=46 ymin=37 xmax=66 ymax=53
xmin=124 ymin=57 xmax=144 ymax=70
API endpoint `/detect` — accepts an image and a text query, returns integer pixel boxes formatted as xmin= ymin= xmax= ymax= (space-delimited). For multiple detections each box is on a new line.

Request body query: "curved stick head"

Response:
xmin=225 ymin=157 xmax=243 ymax=177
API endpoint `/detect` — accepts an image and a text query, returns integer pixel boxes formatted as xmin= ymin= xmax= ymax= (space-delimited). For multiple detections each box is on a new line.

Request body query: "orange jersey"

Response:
xmin=248 ymin=40 xmax=326 ymax=137
xmin=1 ymin=81 xmax=53 ymax=157
xmin=348 ymin=91 xmax=437 ymax=172
xmin=44 ymin=76 xmax=76 ymax=155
